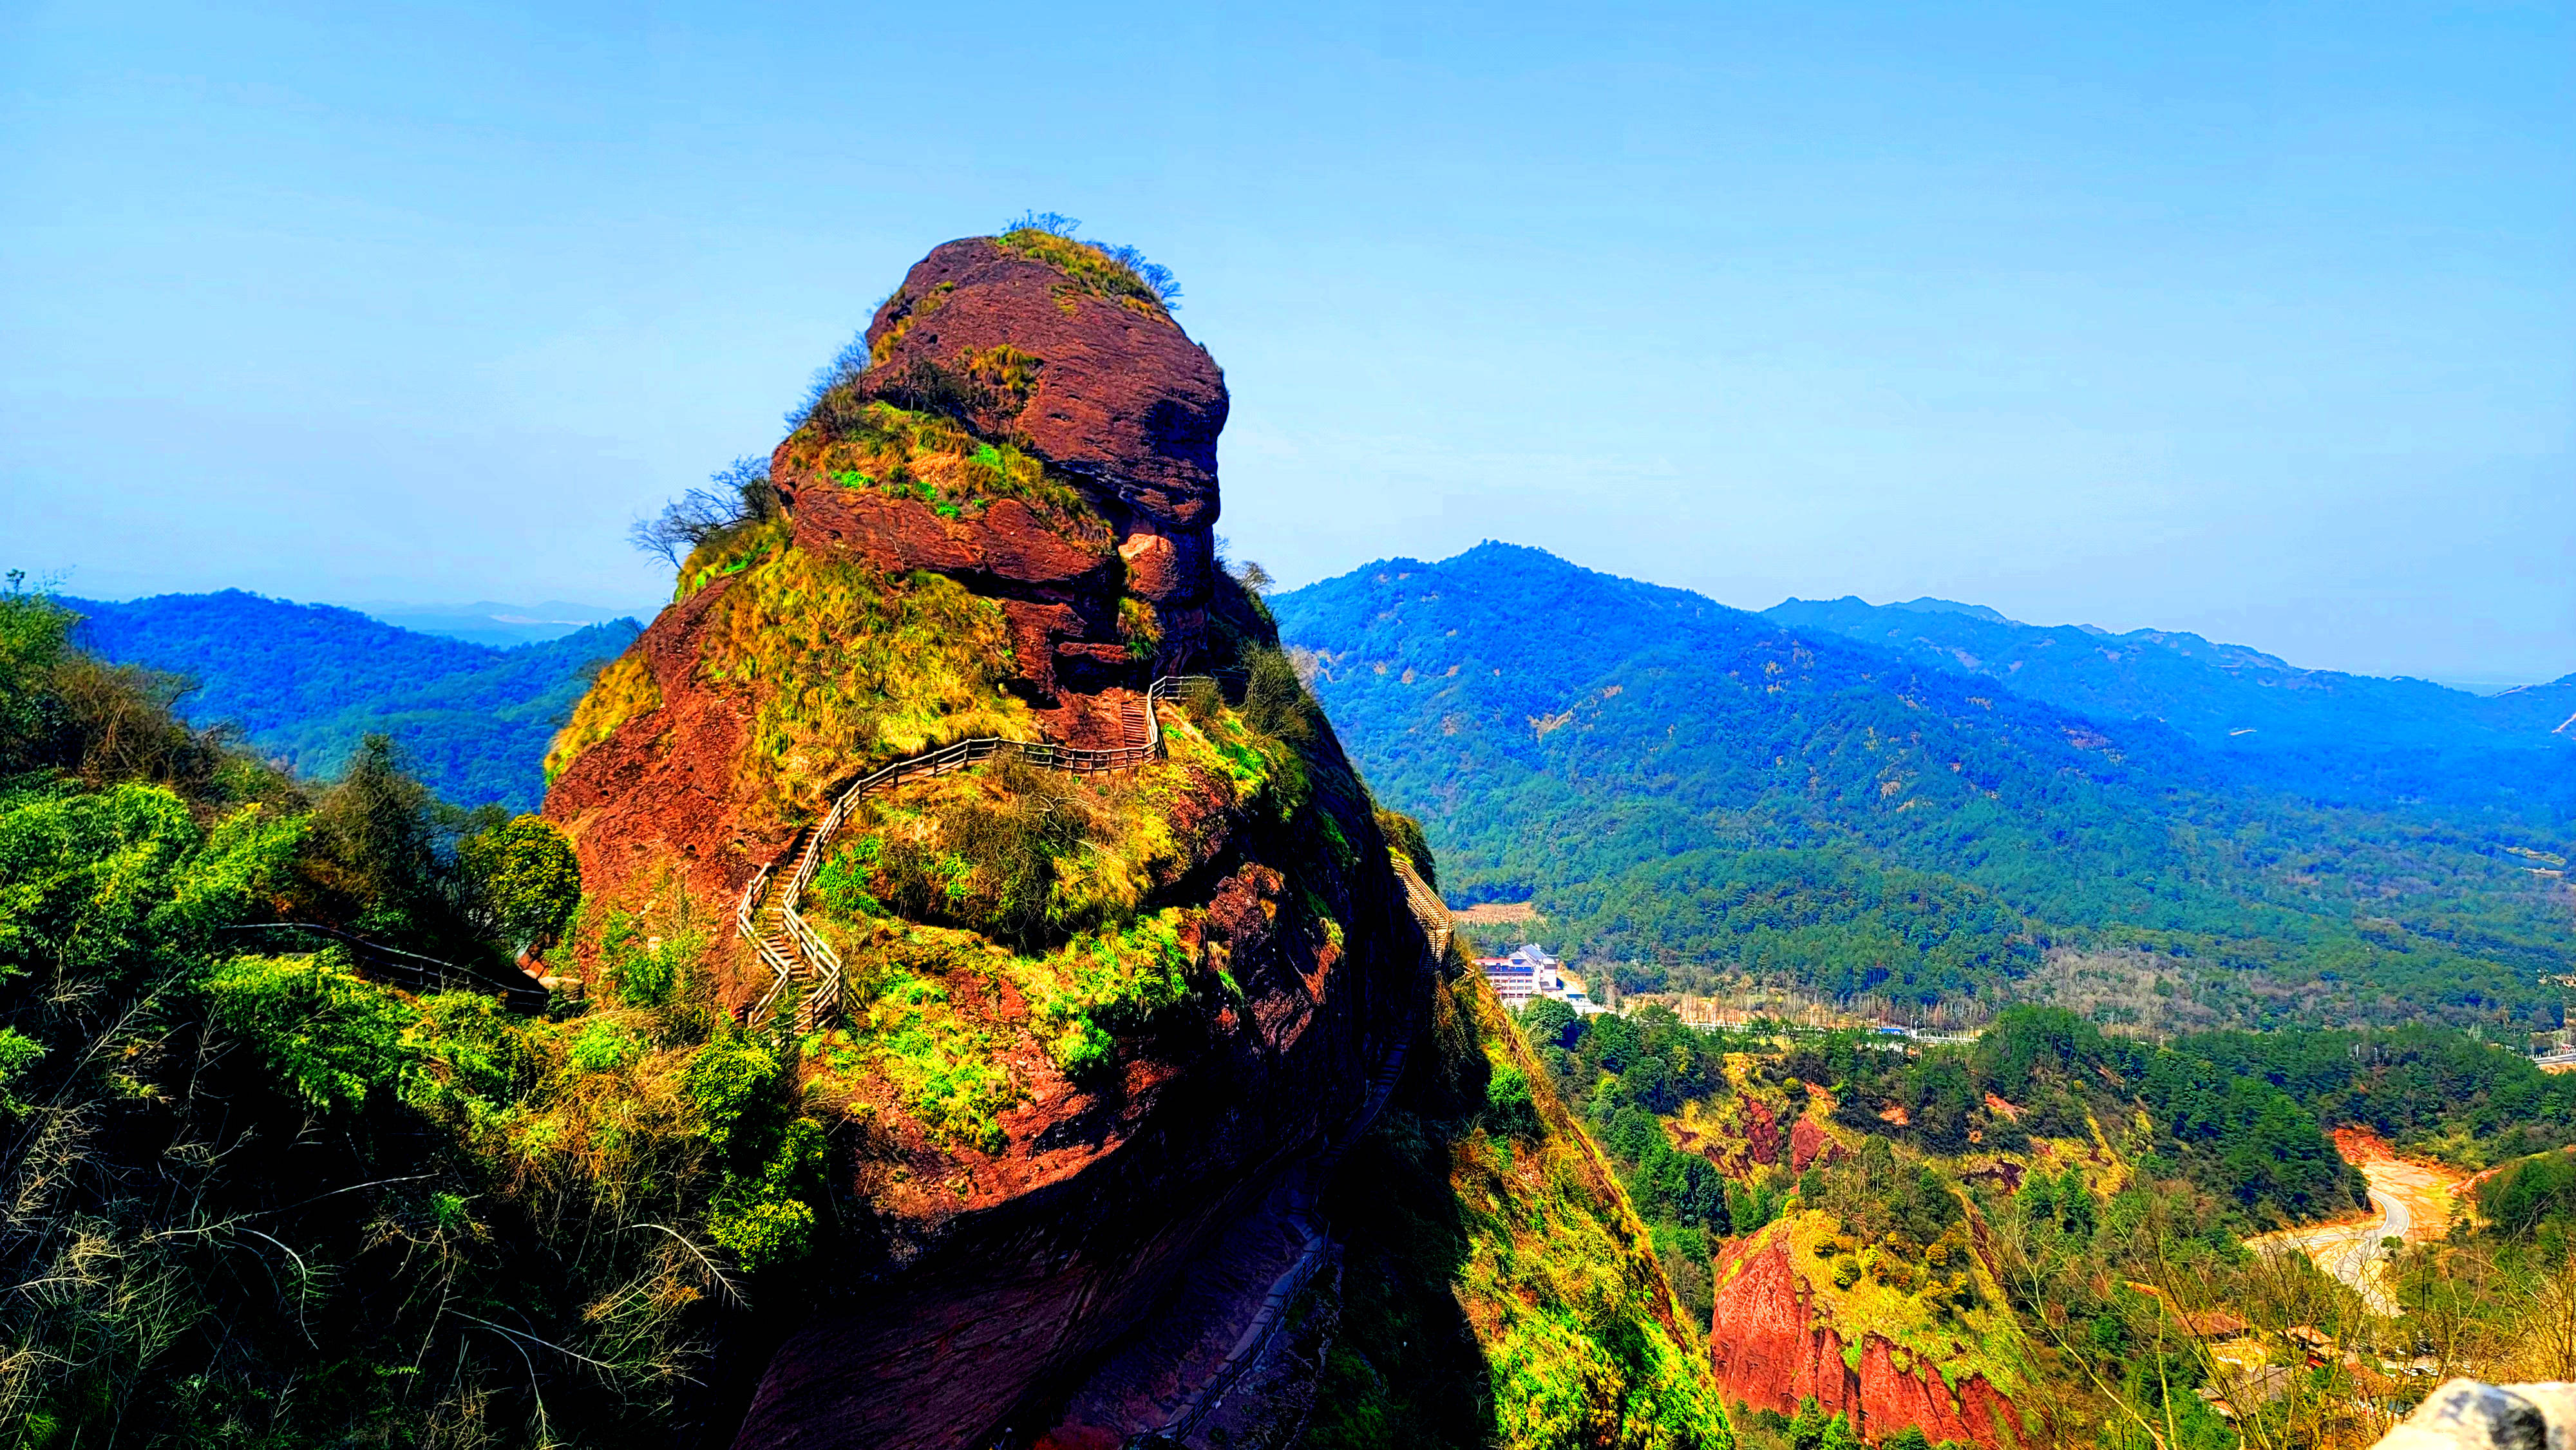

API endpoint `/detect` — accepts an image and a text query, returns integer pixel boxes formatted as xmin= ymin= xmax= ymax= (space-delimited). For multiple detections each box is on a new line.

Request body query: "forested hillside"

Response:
xmin=1270 ymin=544 xmax=2575 ymax=1030
xmin=1508 ymin=998 xmax=2576 ymax=1450
xmin=0 ymin=582 xmax=799 ymax=1445
xmin=67 ymin=591 xmax=639 ymax=811
xmin=1766 ymin=594 xmax=2576 ymax=814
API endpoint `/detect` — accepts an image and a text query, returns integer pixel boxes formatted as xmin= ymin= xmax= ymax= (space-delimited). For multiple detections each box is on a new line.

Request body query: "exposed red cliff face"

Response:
xmin=857 ymin=236 xmax=1226 ymax=538
xmin=1791 ymin=1115 xmax=1848 ymax=1172
xmin=547 ymin=234 xmax=1429 ymax=1450
xmin=787 ymin=485 xmax=1121 ymax=592
xmin=735 ymin=907 xmax=1415 ymax=1450
xmin=1708 ymin=1239 xmax=2023 ymax=1450
xmin=1744 ymin=1098 xmax=1783 ymax=1166
xmin=554 ymin=232 xmax=1248 ymax=924
xmin=538 ymin=575 xmax=769 ymax=911
xmin=765 ymin=234 xmax=1230 ymax=703
xmin=1672 ymin=1095 xmax=1798 ymax=1182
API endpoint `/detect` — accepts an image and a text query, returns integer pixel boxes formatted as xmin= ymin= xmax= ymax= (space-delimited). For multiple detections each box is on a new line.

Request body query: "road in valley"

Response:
xmin=2262 ymin=1186 xmax=2404 ymax=1317
xmin=2251 ymin=1131 xmax=2458 ymax=1318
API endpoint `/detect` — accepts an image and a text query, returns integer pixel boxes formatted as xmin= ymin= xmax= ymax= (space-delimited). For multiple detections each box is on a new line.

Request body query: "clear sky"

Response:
xmin=5 ymin=1 xmax=2569 ymax=682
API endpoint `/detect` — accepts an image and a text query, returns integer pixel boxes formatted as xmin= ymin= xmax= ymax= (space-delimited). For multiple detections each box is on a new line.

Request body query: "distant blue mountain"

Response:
xmin=65 ymin=590 xmax=643 ymax=812
xmin=1763 ymin=593 xmax=2575 ymax=810
xmin=1270 ymin=541 xmax=2575 ymax=1030
xmin=333 ymin=599 xmax=656 ymax=648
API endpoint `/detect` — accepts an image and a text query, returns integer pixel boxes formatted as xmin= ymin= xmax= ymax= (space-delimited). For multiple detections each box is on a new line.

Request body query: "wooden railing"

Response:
xmin=216 ymin=921 xmax=551 ymax=1014
xmin=734 ymin=673 xmax=1237 ymax=1034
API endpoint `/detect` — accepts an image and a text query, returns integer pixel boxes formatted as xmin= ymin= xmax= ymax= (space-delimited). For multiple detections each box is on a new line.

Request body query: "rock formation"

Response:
xmin=542 ymin=229 xmax=1434 ymax=1448
xmin=1790 ymin=1115 xmax=1848 ymax=1172
xmin=787 ymin=232 xmax=1227 ymax=710
xmin=1707 ymin=1236 xmax=2023 ymax=1450
xmin=2372 ymin=1380 xmax=2576 ymax=1450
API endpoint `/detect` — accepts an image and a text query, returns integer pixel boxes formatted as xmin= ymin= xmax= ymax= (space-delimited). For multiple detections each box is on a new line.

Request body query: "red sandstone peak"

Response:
xmin=858 ymin=235 xmax=1228 ymax=532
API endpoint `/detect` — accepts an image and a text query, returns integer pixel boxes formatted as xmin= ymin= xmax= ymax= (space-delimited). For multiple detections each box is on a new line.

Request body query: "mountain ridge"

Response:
xmin=1763 ymin=589 xmax=2575 ymax=812
xmin=65 ymin=589 xmax=641 ymax=811
xmin=1271 ymin=541 xmax=2574 ymax=1030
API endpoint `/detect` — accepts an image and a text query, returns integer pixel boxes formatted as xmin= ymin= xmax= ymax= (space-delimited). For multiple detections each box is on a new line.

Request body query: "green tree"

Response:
xmin=1788 ymin=1397 xmax=1826 ymax=1450
xmin=0 ymin=576 xmax=74 ymax=773
xmin=1519 ymin=997 xmax=1579 ymax=1050
xmin=302 ymin=733 xmax=443 ymax=935
xmin=462 ymin=813 xmax=582 ymax=956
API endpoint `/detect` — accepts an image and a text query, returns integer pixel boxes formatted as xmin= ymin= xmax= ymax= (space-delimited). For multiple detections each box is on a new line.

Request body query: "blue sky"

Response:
xmin=4 ymin=1 xmax=2568 ymax=681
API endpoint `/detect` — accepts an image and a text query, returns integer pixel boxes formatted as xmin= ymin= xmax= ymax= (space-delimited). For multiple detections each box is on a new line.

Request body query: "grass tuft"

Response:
xmin=545 ymin=650 xmax=661 ymax=783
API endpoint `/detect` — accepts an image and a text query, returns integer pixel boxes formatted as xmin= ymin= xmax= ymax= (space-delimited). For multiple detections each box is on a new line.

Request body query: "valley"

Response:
xmin=12 ymin=256 xmax=2570 ymax=1450
xmin=2252 ymin=1130 xmax=2464 ymax=1315
xmin=1271 ymin=543 xmax=2575 ymax=1035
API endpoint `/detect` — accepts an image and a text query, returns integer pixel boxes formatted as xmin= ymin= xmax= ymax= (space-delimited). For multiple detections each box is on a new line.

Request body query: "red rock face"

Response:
xmin=550 ymin=236 xmax=1428 ymax=1449
xmin=787 ymin=487 xmax=1120 ymax=592
xmin=540 ymin=576 xmax=777 ymax=921
xmin=1790 ymin=1116 xmax=1848 ymax=1173
xmin=766 ymin=234 xmax=1237 ymax=710
xmin=1743 ymin=1099 xmax=1783 ymax=1167
xmin=1708 ymin=1241 xmax=2024 ymax=1450
xmin=735 ymin=913 xmax=1390 ymax=1449
xmin=857 ymin=236 xmax=1226 ymax=585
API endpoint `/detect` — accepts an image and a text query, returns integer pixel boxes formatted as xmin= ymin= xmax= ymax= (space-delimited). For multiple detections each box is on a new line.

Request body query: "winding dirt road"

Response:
xmin=2257 ymin=1133 xmax=2473 ymax=1319
xmin=2250 ymin=1129 xmax=2459 ymax=1317
xmin=2264 ymin=1187 xmax=2406 ymax=1315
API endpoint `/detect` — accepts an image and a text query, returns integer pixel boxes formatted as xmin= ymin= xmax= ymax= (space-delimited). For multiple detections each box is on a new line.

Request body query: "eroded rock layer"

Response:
xmin=542 ymin=231 xmax=1431 ymax=1450
xmin=1709 ymin=1239 xmax=2022 ymax=1450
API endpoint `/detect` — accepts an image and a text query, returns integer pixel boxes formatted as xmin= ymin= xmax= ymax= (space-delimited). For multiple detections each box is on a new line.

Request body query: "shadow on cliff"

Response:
xmin=1299 ymin=1006 xmax=1496 ymax=1447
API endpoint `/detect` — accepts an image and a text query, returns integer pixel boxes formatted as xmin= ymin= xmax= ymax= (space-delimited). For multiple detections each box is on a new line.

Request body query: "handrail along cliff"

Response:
xmin=540 ymin=225 xmax=1448 ymax=1449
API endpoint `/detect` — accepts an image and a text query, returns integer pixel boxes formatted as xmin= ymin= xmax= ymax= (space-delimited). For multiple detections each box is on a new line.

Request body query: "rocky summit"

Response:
xmin=544 ymin=226 xmax=1441 ymax=1447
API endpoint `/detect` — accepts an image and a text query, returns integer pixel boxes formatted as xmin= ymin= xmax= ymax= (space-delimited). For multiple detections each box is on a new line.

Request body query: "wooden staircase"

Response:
xmin=732 ymin=672 xmax=1238 ymax=1035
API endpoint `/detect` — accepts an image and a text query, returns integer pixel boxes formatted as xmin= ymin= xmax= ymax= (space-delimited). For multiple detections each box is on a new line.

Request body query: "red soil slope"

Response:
xmin=1709 ymin=1239 xmax=2023 ymax=1450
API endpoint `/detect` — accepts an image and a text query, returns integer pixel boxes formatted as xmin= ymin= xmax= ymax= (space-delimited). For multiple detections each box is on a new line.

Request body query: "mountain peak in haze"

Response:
xmin=1760 ymin=585 xmax=2571 ymax=806
xmin=1884 ymin=596 xmax=2018 ymax=625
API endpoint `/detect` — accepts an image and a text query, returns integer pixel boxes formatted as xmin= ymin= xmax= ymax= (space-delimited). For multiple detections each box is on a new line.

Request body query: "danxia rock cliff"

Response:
xmin=538 ymin=226 xmax=1727 ymax=1449
xmin=1707 ymin=1228 xmax=2023 ymax=1450
xmin=542 ymin=224 xmax=1427 ymax=1446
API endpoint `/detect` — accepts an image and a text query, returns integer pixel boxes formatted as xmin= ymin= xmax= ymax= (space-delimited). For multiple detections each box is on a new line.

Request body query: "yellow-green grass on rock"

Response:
xmin=544 ymin=650 xmax=661 ymax=784
xmin=694 ymin=543 xmax=1036 ymax=828
xmin=778 ymin=399 xmax=1099 ymax=529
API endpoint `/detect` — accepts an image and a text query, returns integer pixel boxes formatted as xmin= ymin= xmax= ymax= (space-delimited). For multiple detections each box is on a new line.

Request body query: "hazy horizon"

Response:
xmin=53 ymin=540 xmax=2570 ymax=693
xmin=6 ymin=1 xmax=2568 ymax=682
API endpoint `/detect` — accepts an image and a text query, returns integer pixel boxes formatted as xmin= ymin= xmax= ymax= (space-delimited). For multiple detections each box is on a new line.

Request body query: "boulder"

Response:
xmin=2373 ymin=1381 xmax=2576 ymax=1450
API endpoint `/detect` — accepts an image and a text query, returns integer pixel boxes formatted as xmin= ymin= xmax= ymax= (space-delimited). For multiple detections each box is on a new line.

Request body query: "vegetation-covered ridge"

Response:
xmin=0 ymin=579 xmax=823 ymax=1447
xmin=1271 ymin=542 xmax=2575 ymax=1032
xmin=546 ymin=513 xmax=1041 ymax=826
xmin=992 ymin=210 xmax=1182 ymax=314
xmin=1763 ymin=593 xmax=2576 ymax=815
xmin=779 ymin=658 xmax=1343 ymax=1152
xmin=1298 ymin=939 xmax=1734 ymax=1450
xmin=64 ymin=588 xmax=639 ymax=811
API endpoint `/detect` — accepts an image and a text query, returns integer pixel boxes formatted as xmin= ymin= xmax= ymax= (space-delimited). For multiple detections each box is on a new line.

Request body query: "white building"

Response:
xmin=1479 ymin=944 xmax=1605 ymax=1014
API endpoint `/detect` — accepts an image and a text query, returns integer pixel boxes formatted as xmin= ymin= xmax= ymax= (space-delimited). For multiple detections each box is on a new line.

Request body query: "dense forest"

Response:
xmin=1766 ymin=594 xmax=2576 ymax=814
xmin=66 ymin=590 xmax=639 ymax=811
xmin=1271 ymin=544 xmax=2575 ymax=1031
